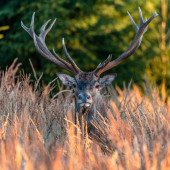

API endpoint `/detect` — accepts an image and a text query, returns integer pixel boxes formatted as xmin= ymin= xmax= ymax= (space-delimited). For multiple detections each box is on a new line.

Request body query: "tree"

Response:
xmin=145 ymin=0 xmax=170 ymax=99
xmin=0 ymin=25 xmax=9 ymax=39
xmin=0 ymin=0 xmax=160 ymax=88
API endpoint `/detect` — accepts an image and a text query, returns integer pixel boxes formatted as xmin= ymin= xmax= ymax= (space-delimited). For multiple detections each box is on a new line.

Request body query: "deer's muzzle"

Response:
xmin=78 ymin=93 xmax=92 ymax=107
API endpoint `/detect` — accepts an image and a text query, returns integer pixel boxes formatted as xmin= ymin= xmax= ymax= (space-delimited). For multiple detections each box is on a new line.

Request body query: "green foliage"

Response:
xmin=0 ymin=25 xmax=9 ymax=39
xmin=0 ymin=0 xmax=162 ymax=89
xmin=145 ymin=0 xmax=170 ymax=95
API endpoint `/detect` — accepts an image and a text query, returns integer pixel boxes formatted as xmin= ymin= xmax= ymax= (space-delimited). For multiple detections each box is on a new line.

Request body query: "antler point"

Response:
xmin=62 ymin=38 xmax=65 ymax=45
xmin=33 ymin=32 xmax=36 ymax=39
xmin=155 ymin=11 xmax=159 ymax=16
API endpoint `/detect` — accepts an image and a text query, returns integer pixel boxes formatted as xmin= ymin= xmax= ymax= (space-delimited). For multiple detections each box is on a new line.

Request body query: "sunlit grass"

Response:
xmin=0 ymin=60 xmax=170 ymax=169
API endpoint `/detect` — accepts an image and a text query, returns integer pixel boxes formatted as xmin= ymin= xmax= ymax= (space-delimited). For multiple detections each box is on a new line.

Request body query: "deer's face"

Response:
xmin=57 ymin=72 xmax=117 ymax=108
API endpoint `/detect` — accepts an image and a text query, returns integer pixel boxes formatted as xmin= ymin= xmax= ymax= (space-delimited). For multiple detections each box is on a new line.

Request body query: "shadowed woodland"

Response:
xmin=1 ymin=0 xmax=170 ymax=95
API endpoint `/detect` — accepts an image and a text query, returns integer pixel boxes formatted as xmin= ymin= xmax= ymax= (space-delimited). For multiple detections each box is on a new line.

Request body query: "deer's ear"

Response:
xmin=57 ymin=73 xmax=75 ymax=86
xmin=99 ymin=73 xmax=117 ymax=87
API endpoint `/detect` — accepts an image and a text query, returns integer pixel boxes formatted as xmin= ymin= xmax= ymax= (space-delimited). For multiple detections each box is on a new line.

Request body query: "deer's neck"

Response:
xmin=75 ymin=93 xmax=106 ymax=128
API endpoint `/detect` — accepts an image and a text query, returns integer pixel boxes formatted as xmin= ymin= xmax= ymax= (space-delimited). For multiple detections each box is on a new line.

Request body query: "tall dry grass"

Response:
xmin=0 ymin=60 xmax=170 ymax=170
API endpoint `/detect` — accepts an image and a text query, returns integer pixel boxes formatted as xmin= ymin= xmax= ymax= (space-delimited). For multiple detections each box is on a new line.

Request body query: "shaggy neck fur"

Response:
xmin=75 ymin=92 xmax=107 ymax=133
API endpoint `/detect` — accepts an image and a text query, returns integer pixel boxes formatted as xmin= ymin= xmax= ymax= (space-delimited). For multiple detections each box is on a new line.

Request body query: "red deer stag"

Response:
xmin=21 ymin=8 xmax=158 ymax=133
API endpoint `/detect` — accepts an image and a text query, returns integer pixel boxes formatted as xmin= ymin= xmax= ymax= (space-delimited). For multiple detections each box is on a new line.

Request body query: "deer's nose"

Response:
xmin=78 ymin=94 xmax=91 ymax=101
xmin=86 ymin=95 xmax=90 ymax=99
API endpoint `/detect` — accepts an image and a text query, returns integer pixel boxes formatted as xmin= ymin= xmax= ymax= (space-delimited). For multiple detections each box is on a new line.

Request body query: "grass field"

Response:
xmin=0 ymin=60 xmax=170 ymax=170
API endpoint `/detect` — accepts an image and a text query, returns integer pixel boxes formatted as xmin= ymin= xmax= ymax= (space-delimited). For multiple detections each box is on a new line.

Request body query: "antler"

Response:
xmin=93 ymin=7 xmax=158 ymax=77
xmin=21 ymin=13 xmax=82 ymax=75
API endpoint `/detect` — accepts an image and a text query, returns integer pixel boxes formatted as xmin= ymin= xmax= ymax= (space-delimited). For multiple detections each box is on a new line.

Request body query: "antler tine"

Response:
xmin=39 ymin=18 xmax=56 ymax=44
xmin=32 ymin=33 xmax=73 ymax=73
xmin=37 ymin=18 xmax=57 ymax=57
xmin=40 ymin=19 xmax=52 ymax=40
xmin=21 ymin=13 xmax=81 ymax=75
xmin=94 ymin=7 xmax=158 ymax=76
xmin=62 ymin=38 xmax=82 ymax=73
xmin=93 ymin=55 xmax=112 ymax=76
xmin=127 ymin=11 xmax=139 ymax=32
xmin=21 ymin=12 xmax=35 ymax=38
xmin=52 ymin=48 xmax=72 ymax=69
xmin=139 ymin=7 xmax=144 ymax=25
xmin=21 ymin=13 xmax=56 ymax=59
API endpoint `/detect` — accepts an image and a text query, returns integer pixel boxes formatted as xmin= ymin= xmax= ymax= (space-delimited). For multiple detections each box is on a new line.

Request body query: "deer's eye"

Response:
xmin=95 ymin=84 xmax=100 ymax=89
xmin=73 ymin=84 xmax=76 ymax=88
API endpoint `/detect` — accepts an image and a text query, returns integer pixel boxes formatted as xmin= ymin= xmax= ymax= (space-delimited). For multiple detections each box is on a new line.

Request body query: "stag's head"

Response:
xmin=21 ymin=8 xmax=158 ymax=108
xmin=57 ymin=71 xmax=116 ymax=107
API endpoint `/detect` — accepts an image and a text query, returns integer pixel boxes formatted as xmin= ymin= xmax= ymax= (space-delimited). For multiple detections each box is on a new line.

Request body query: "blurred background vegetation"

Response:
xmin=0 ymin=0 xmax=170 ymax=94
